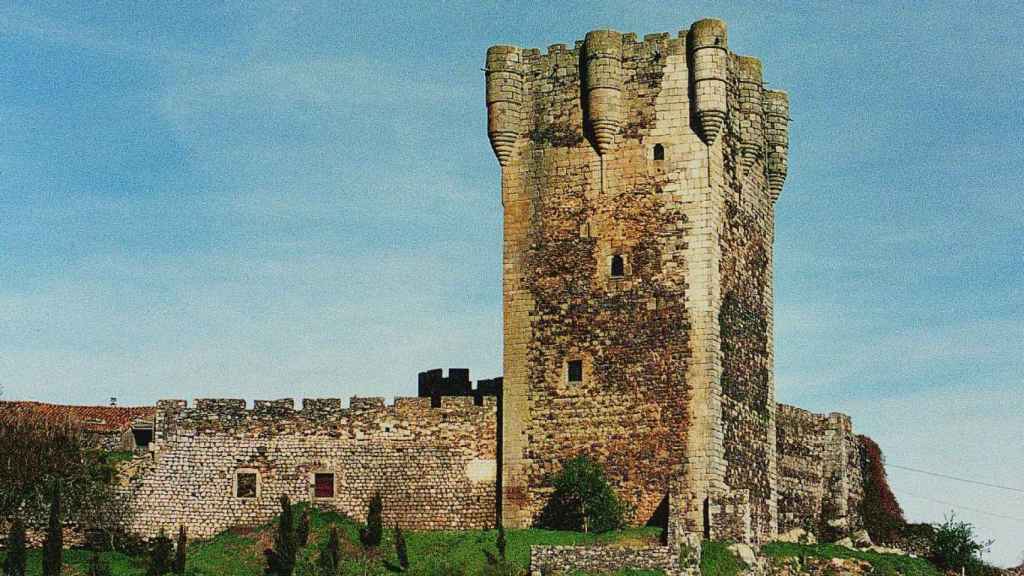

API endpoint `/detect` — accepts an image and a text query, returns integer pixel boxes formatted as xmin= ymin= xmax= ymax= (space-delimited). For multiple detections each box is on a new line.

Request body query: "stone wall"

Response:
xmin=776 ymin=404 xmax=864 ymax=536
xmin=122 ymin=396 xmax=496 ymax=538
xmin=714 ymin=52 xmax=780 ymax=544
xmin=530 ymin=544 xmax=695 ymax=576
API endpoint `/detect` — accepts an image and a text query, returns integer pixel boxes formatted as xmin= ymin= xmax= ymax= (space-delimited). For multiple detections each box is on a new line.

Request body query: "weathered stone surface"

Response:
xmin=121 ymin=397 xmax=497 ymax=538
xmin=493 ymin=21 xmax=790 ymax=545
xmin=531 ymin=544 xmax=696 ymax=576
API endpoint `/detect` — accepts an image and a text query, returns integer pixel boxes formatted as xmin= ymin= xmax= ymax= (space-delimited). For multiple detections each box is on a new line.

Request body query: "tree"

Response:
xmin=930 ymin=513 xmax=994 ymax=576
xmin=496 ymin=525 xmax=507 ymax=560
xmin=315 ymin=527 xmax=341 ymax=576
xmin=296 ymin=508 xmax=310 ymax=547
xmin=394 ymin=525 xmax=409 ymax=571
xmin=87 ymin=552 xmax=111 ymax=576
xmin=0 ymin=408 xmax=121 ymax=531
xmin=536 ymin=456 xmax=625 ymax=533
xmin=265 ymin=495 xmax=299 ymax=576
xmin=42 ymin=486 xmax=63 ymax=576
xmin=359 ymin=494 xmax=383 ymax=549
xmin=3 ymin=518 xmax=27 ymax=576
xmin=173 ymin=525 xmax=187 ymax=574
xmin=147 ymin=530 xmax=173 ymax=576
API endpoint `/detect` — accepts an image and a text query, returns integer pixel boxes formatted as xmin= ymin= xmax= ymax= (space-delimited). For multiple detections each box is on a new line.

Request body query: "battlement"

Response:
xmin=417 ymin=368 xmax=501 ymax=406
xmin=154 ymin=394 xmax=496 ymax=436
xmin=485 ymin=19 xmax=790 ymax=200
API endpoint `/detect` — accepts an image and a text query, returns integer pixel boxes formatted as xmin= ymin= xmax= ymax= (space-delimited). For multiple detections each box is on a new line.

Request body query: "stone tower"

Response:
xmin=486 ymin=20 xmax=789 ymax=543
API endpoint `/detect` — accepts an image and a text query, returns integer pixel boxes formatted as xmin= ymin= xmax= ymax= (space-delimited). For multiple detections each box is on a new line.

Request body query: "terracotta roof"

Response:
xmin=0 ymin=401 xmax=155 ymax=433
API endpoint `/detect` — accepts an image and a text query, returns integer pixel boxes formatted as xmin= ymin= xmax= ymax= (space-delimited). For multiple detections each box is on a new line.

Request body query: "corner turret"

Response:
xmin=689 ymin=19 xmax=729 ymax=143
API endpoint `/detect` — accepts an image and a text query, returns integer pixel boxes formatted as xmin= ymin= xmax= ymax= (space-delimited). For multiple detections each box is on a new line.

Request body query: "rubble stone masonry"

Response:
xmin=488 ymin=20 xmax=788 ymax=543
xmin=122 ymin=396 xmax=496 ymax=538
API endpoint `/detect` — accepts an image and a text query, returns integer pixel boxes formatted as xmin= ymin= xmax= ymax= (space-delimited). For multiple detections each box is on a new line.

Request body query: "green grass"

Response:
xmin=699 ymin=540 xmax=745 ymax=576
xmin=761 ymin=541 xmax=943 ymax=576
xmin=0 ymin=506 xmax=664 ymax=576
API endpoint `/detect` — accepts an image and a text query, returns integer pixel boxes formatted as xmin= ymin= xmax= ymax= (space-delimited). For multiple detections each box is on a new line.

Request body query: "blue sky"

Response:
xmin=1 ymin=1 xmax=1021 ymax=566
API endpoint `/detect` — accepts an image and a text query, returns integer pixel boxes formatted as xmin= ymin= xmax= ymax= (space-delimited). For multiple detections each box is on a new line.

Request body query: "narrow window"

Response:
xmin=653 ymin=143 xmax=665 ymax=160
xmin=314 ymin=473 xmax=335 ymax=498
xmin=236 ymin=472 xmax=257 ymax=498
xmin=567 ymin=359 xmax=583 ymax=383
xmin=610 ymin=254 xmax=625 ymax=278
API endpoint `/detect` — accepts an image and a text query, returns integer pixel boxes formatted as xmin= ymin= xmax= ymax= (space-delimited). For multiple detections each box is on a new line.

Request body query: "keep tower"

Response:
xmin=486 ymin=20 xmax=790 ymax=543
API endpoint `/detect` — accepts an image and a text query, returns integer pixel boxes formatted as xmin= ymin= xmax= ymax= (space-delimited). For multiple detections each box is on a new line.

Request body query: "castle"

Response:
xmin=12 ymin=19 xmax=872 ymax=548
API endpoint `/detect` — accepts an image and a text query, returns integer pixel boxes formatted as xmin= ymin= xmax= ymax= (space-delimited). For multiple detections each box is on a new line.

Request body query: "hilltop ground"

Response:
xmin=0 ymin=506 xmax=951 ymax=576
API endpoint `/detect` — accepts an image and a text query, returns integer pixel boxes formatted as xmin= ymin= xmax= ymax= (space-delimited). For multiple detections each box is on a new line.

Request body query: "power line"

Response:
xmin=896 ymin=490 xmax=1024 ymax=523
xmin=889 ymin=463 xmax=1024 ymax=494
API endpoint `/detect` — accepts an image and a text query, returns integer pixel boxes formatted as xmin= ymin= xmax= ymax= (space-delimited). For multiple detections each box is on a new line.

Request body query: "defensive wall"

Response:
xmin=122 ymin=389 xmax=497 ymax=539
xmin=775 ymin=404 xmax=865 ymax=535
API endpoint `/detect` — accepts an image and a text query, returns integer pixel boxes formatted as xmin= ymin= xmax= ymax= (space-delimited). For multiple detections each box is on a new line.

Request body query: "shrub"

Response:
xmin=147 ymin=530 xmax=174 ymax=576
xmin=359 ymin=493 xmax=383 ymax=549
xmin=3 ymin=518 xmax=27 ymax=576
xmin=42 ymin=486 xmax=63 ymax=576
xmin=265 ymin=495 xmax=299 ymax=576
xmin=930 ymin=513 xmax=994 ymax=576
xmin=87 ymin=551 xmax=111 ymax=576
xmin=858 ymin=436 xmax=905 ymax=544
xmin=315 ymin=527 xmax=341 ymax=576
xmin=173 ymin=525 xmax=187 ymax=574
xmin=536 ymin=455 xmax=625 ymax=533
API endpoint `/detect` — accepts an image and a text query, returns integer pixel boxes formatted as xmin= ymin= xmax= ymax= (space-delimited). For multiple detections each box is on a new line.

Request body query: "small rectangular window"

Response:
xmin=236 ymin=472 xmax=257 ymax=498
xmin=567 ymin=360 xmax=583 ymax=383
xmin=314 ymin=473 xmax=335 ymax=498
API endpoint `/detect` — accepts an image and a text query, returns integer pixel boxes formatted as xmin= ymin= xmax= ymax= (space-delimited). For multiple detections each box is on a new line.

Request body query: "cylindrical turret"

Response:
xmin=689 ymin=19 xmax=729 ymax=144
xmin=764 ymin=90 xmax=790 ymax=201
xmin=583 ymin=30 xmax=624 ymax=155
xmin=485 ymin=45 xmax=524 ymax=167
xmin=735 ymin=56 xmax=764 ymax=169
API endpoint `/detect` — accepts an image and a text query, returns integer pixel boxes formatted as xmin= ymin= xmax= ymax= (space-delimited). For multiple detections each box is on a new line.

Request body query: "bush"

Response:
xmin=3 ymin=518 xmax=27 ymax=576
xmin=147 ymin=530 xmax=174 ymax=576
xmin=359 ymin=494 xmax=383 ymax=549
xmin=930 ymin=513 xmax=994 ymax=576
xmin=173 ymin=525 xmax=187 ymax=574
xmin=536 ymin=456 xmax=625 ymax=533
xmin=265 ymin=495 xmax=300 ymax=576
xmin=42 ymin=487 xmax=63 ymax=576
xmin=87 ymin=551 xmax=111 ymax=576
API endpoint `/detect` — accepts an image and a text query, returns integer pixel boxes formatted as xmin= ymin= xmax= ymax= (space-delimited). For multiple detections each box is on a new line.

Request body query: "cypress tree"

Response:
xmin=3 ymin=518 xmax=27 ymax=576
xmin=296 ymin=508 xmax=310 ymax=547
xmin=264 ymin=495 xmax=298 ymax=576
xmin=359 ymin=493 xmax=383 ymax=549
xmin=496 ymin=525 xmax=507 ymax=560
xmin=394 ymin=525 xmax=408 ymax=571
xmin=315 ymin=527 xmax=341 ymax=576
xmin=173 ymin=525 xmax=187 ymax=574
xmin=42 ymin=486 xmax=62 ymax=576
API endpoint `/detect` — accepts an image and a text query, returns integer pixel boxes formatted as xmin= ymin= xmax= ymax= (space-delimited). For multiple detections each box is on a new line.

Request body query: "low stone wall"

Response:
xmin=776 ymin=404 xmax=864 ymax=536
xmin=122 ymin=396 xmax=497 ymax=538
xmin=530 ymin=545 xmax=694 ymax=576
